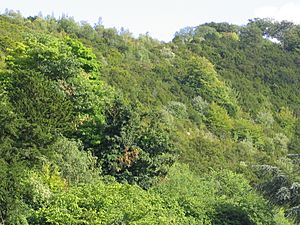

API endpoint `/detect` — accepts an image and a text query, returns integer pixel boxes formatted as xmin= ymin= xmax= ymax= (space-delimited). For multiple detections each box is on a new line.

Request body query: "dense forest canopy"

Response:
xmin=1 ymin=10 xmax=300 ymax=224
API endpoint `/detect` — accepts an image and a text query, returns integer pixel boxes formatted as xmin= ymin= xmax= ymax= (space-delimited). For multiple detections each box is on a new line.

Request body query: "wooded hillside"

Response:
xmin=1 ymin=11 xmax=300 ymax=224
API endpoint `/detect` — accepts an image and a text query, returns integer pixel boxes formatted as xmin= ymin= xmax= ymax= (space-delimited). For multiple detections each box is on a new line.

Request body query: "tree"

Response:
xmin=6 ymin=70 xmax=75 ymax=149
xmin=283 ymin=25 xmax=300 ymax=51
xmin=96 ymin=99 xmax=175 ymax=189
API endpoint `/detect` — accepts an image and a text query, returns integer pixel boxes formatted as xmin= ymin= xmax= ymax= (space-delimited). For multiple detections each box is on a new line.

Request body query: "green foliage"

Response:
xmin=97 ymin=99 xmax=175 ymax=188
xmin=67 ymin=72 xmax=112 ymax=148
xmin=276 ymin=107 xmax=297 ymax=139
xmin=255 ymin=162 xmax=300 ymax=224
xmin=17 ymin=164 xmax=70 ymax=223
xmin=211 ymin=203 xmax=254 ymax=225
xmin=166 ymin=101 xmax=188 ymax=119
xmin=153 ymin=164 xmax=275 ymax=225
xmin=256 ymin=110 xmax=275 ymax=128
xmin=57 ymin=16 xmax=81 ymax=35
xmin=222 ymin=32 xmax=240 ymax=41
xmin=153 ymin=163 xmax=215 ymax=224
xmin=0 ymin=87 xmax=19 ymax=148
xmin=6 ymin=70 xmax=75 ymax=148
xmin=0 ymin=160 xmax=29 ymax=225
xmin=29 ymin=180 xmax=187 ymax=225
xmin=6 ymin=36 xmax=80 ymax=80
xmin=192 ymin=95 xmax=209 ymax=115
xmin=239 ymin=23 xmax=264 ymax=47
xmin=5 ymin=32 xmax=100 ymax=79
xmin=64 ymin=37 xmax=100 ymax=73
xmin=46 ymin=137 xmax=100 ymax=184
xmin=176 ymin=55 xmax=238 ymax=116
xmin=233 ymin=118 xmax=264 ymax=146
xmin=1 ymin=12 xmax=300 ymax=225
xmin=274 ymin=209 xmax=294 ymax=225
xmin=207 ymin=102 xmax=233 ymax=137
xmin=282 ymin=25 xmax=300 ymax=51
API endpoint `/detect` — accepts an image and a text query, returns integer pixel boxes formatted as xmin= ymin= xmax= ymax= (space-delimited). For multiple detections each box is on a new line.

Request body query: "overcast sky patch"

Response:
xmin=254 ymin=2 xmax=300 ymax=23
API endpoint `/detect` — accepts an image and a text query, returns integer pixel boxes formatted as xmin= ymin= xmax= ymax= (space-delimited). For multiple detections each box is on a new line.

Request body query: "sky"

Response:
xmin=1 ymin=0 xmax=300 ymax=41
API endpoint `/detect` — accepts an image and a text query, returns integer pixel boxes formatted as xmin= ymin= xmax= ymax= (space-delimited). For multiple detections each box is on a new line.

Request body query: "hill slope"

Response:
xmin=0 ymin=12 xmax=300 ymax=224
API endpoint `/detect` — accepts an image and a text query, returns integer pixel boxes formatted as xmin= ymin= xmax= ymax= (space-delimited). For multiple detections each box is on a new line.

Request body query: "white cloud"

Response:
xmin=254 ymin=2 xmax=300 ymax=23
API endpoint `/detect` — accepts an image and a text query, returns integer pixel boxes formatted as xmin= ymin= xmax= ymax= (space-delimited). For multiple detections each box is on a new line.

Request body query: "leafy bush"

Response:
xmin=47 ymin=137 xmax=100 ymax=184
xmin=97 ymin=99 xmax=175 ymax=189
xmin=153 ymin=164 xmax=276 ymax=225
xmin=29 ymin=180 xmax=188 ymax=225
